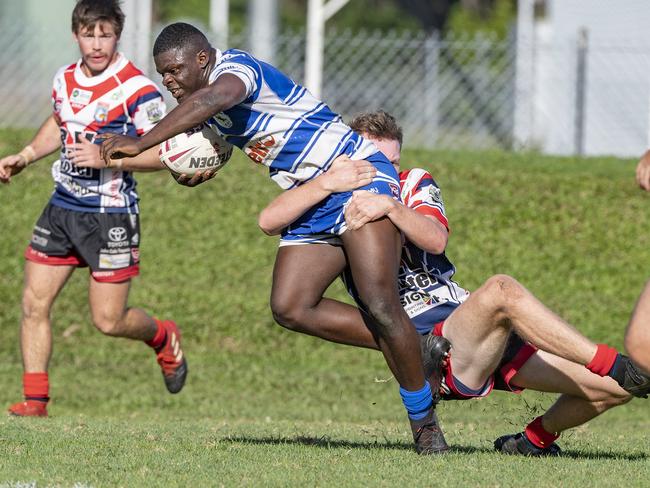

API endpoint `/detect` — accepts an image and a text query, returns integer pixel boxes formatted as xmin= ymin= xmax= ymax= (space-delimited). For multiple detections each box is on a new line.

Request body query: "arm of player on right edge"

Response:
xmin=258 ymin=155 xmax=377 ymax=236
xmin=100 ymin=74 xmax=248 ymax=165
xmin=0 ymin=115 xmax=61 ymax=183
xmin=636 ymin=149 xmax=650 ymax=191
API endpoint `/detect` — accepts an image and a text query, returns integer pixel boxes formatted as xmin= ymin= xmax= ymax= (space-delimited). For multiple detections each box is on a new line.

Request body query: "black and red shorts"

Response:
xmin=430 ymin=321 xmax=537 ymax=401
xmin=25 ymin=203 xmax=140 ymax=283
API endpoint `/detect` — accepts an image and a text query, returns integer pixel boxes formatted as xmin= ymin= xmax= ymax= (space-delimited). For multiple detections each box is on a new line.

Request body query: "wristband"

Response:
xmin=18 ymin=145 xmax=36 ymax=165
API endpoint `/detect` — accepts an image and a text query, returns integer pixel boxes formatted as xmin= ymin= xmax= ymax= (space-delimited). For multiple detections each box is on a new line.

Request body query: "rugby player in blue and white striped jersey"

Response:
xmin=100 ymin=22 xmax=447 ymax=454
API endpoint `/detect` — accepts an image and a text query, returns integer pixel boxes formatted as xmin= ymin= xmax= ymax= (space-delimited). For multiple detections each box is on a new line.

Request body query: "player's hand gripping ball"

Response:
xmin=159 ymin=124 xmax=233 ymax=177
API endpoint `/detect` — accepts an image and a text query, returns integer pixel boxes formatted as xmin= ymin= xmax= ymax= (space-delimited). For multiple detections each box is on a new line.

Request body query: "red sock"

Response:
xmin=146 ymin=319 xmax=166 ymax=349
xmin=23 ymin=372 xmax=49 ymax=402
xmin=586 ymin=343 xmax=619 ymax=376
xmin=524 ymin=416 xmax=559 ymax=449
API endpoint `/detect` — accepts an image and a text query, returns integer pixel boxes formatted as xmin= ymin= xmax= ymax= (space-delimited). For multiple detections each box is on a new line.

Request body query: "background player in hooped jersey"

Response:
xmin=0 ymin=0 xmax=187 ymax=417
xmin=258 ymin=110 xmax=650 ymax=456
xmin=100 ymin=23 xmax=448 ymax=454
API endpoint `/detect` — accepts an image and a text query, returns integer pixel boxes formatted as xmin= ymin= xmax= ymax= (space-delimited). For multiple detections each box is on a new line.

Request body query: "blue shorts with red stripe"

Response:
xmin=279 ymin=151 xmax=400 ymax=246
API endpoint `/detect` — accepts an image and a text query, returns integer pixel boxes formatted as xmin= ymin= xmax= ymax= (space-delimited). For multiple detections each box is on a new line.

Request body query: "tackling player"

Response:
xmin=627 ymin=151 xmax=650 ymax=373
xmin=0 ymin=0 xmax=187 ymax=417
xmin=258 ymin=110 xmax=650 ymax=456
xmin=100 ymin=23 xmax=446 ymax=454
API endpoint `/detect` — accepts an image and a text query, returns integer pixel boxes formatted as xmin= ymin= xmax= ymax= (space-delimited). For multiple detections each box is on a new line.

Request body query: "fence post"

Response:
xmin=574 ymin=28 xmax=589 ymax=156
xmin=423 ymin=32 xmax=439 ymax=148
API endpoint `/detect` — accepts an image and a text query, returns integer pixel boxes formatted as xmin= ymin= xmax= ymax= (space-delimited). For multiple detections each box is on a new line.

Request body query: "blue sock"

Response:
xmin=399 ymin=382 xmax=433 ymax=420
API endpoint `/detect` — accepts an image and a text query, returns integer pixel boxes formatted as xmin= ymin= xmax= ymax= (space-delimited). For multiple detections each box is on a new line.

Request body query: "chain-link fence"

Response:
xmin=1 ymin=21 xmax=648 ymax=155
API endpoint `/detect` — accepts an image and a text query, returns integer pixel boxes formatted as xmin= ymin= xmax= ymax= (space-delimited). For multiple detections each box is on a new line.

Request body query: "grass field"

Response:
xmin=1 ymin=129 xmax=649 ymax=487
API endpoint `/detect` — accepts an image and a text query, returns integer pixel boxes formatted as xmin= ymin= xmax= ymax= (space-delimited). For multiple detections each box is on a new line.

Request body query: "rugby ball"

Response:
xmin=158 ymin=124 xmax=233 ymax=176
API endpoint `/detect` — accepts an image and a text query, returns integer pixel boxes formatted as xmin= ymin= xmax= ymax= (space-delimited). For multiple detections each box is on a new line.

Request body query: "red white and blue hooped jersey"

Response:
xmin=50 ymin=53 xmax=166 ymax=213
xmin=343 ymin=168 xmax=469 ymax=335
xmin=205 ymin=49 xmax=385 ymax=190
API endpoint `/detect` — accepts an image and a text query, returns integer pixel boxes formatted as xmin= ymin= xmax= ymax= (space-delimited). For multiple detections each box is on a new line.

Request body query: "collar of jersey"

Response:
xmin=74 ymin=52 xmax=127 ymax=87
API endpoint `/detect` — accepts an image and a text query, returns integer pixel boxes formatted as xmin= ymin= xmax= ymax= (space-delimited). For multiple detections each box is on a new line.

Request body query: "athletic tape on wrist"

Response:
xmin=18 ymin=145 xmax=36 ymax=165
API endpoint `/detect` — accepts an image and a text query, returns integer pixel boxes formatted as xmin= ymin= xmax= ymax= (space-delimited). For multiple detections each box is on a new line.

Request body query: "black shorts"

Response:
xmin=25 ymin=203 xmax=140 ymax=283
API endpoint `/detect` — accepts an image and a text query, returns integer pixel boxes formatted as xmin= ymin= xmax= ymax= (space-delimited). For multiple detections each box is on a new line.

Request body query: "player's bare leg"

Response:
xmin=9 ymin=261 xmax=75 ymax=417
xmin=447 ymin=275 xmax=596 ymax=365
xmin=270 ymin=244 xmax=382 ymax=348
xmin=444 ymin=274 xmax=650 ymax=397
xmin=88 ymin=279 xmax=156 ymax=340
xmin=624 ymin=280 xmax=650 ymax=373
xmin=88 ymin=278 xmax=187 ymax=393
xmin=271 ymin=244 xmax=450 ymax=382
xmin=494 ymin=350 xmax=631 ymax=456
xmin=340 ymin=218 xmax=447 ymax=454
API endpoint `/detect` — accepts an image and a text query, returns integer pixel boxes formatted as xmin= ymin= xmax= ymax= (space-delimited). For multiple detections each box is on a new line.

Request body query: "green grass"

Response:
xmin=1 ymin=129 xmax=649 ymax=486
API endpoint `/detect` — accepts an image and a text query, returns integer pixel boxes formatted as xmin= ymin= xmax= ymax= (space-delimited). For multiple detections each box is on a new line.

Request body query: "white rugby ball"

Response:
xmin=158 ymin=124 xmax=233 ymax=176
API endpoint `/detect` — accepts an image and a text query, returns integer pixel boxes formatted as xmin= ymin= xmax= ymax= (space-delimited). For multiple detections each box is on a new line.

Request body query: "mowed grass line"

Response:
xmin=1 ymin=129 xmax=649 ymax=486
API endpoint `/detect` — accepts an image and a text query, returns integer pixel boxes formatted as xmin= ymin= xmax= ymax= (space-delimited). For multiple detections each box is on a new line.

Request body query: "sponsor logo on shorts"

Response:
xmin=131 ymin=233 xmax=139 ymax=245
xmin=34 ymin=225 xmax=51 ymax=236
xmin=108 ymin=227 xmax=127 ymax=242
xmin=31 ymin=235 xmax=48 ymax=247
xmin=131 ymin=248 xmax=140 ymax=262
xmin=99 ymin=252 xmax=131 ymax=269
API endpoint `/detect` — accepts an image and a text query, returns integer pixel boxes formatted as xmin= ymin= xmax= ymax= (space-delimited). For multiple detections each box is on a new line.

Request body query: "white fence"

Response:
xmin=1 ymin=20 xmax=647 ymax=155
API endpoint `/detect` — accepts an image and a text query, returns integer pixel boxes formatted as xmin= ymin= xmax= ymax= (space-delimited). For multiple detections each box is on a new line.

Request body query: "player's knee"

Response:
xmin=21 ymin=289 xmax=51 ymax=325
xmin=270 ymin=296 xmax=306 ymax=332
xmin=362 ymin=296 xmax=401 ymax=335
xmin=483 ymin=274 xmax=525 ymax=309
xmin=92 ymin=314 xmax=124 ymax=337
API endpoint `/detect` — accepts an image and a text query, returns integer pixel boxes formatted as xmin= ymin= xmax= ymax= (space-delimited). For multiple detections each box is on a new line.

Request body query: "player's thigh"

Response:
xmin=23 ymin=261 xmax=75 ymax=315
xmin=271 ymin=244 xmax=346 ymax=309
xmin=511 ymin=349 xmax=629 ymax=401
xmin=339 ymin=218 xmax=401 ymax=301
xmin=88 ymin=278 xmax=131 ymax=325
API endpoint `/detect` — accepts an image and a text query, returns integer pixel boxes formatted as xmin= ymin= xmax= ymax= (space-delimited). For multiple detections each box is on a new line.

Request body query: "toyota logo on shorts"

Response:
xmin=108 ymin=227 xmax=127 ymax=242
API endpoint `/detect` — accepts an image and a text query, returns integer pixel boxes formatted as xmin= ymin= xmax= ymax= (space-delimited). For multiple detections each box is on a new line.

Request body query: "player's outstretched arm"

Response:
xmin=0 ymin=116 xmax=60 ymax=183
xmin=345 ymin=192 xmax=448 ymax=255
xmin=100 ymin=74 xmax=247 ymax=164
xmin=72 ymin=137 xmax=163 ymax=172
xmin=258 ymin=155 xmax=377 ymax=235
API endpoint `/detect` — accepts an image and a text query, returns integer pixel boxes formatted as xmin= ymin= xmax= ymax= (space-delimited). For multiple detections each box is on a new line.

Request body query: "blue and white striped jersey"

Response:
xmin=206 ymin=49 xmax=377 ymax=189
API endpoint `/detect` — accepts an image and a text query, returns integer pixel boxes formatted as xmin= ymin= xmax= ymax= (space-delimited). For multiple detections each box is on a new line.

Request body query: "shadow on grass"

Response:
xmin=222 ymin=435 xmax=492 ymax=454
xmin=222 ymin=436 xmax=648 ymax=460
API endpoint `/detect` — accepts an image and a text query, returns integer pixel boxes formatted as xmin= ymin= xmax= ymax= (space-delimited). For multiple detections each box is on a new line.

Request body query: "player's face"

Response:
xmin=155 ymin=48 xmax=205 ymax=103
xmin=365 ymin=135 xmax=401 ymax=172
xmin=74 ymin=22 xmax=119 ymax=77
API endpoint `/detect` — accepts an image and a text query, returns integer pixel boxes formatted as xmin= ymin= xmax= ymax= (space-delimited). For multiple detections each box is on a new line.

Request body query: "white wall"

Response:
xmin=516 ymin=0 xmax=650 ymax=157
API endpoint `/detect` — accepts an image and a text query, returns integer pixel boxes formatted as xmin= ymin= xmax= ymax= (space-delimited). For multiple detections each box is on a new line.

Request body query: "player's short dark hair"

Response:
xmin=153 ymin=22 xmax=211 ymax=58
xmin=349 ymin=110 xmax=403 ymax=146
xmin=72 ymin=0 xmax=125 ymax=37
